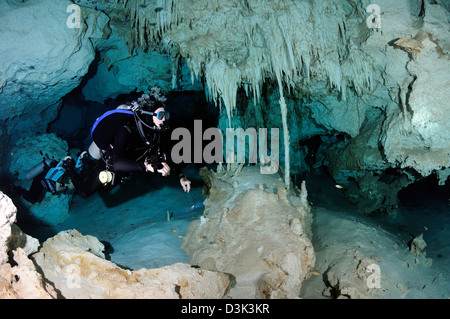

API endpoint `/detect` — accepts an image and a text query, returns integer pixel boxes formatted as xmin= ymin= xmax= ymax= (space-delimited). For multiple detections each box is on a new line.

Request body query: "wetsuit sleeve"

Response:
xmin=163 ymin=145 xmax=185 ymax=178
xmin=111 ymin=126 xmax=146 ymax=173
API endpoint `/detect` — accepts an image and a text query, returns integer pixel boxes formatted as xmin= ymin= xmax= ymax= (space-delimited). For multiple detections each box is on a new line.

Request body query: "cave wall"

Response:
xmin=0 ymin=0 xmax=107 ymax=138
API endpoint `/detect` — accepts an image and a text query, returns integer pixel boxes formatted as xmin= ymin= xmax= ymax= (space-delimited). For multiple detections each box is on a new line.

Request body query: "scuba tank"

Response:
xmin=25 ymin=159 xmax=53 ymax=180
xmin=25 ymin=151 xmax=57 ymax=180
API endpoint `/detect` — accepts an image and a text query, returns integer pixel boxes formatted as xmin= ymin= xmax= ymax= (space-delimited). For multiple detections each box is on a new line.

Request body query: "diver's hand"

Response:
xmin=157 ymin=162 xmax=171 ymax=177
xmin=145 ymin=162 xmax=155 ymax=172
xmin=145 ymin=162 xmax=170 ymax=177
xmin=180 ymin=177 xmax=191 ymax=193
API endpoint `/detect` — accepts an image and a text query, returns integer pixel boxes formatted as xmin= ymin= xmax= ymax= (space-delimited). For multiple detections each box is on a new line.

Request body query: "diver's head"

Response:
xmin=136 ymin=91 xmax=170 ymax=130
xmin=151 ymin=106 xmax=168 ymax=128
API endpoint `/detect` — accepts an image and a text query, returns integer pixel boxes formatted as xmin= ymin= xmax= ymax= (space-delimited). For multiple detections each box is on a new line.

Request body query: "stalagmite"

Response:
xmin=274 ymin=61 xmax=290 ymax=189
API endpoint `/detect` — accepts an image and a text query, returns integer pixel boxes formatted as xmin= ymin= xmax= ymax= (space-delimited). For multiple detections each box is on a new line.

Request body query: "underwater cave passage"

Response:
xmin=396 ymin=174 xmax=450 ymax=259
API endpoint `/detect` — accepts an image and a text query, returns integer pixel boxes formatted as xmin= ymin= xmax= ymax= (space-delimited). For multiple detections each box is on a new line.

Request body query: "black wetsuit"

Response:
xmin=67 ymin=110 xmax=180 ymax=198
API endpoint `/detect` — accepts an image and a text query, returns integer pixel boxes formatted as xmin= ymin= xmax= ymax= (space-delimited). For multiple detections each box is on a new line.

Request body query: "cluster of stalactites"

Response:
xmin=115 ymin=0 xmax=373 ymax=126
xmin=113 ymin=0 xmax=178 ymax=51
xmin=113 ymin=0 xmax=374 ymax=188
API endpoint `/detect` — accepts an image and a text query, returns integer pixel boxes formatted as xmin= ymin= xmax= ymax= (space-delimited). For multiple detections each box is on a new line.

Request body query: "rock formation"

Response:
xmin=0 ymin=191 xmax=231 ymax=299
xmin=9 ymin=133 xmax=69 ymax=183
xmin=0 ymin=191 xmax=57 ymax=298
xmin=323 ymin=250 xmax=390 ymax=299
xmin=409 ymin=233 xmax=433 ymax=267
xmin=33 ymin=229 xmax=231 ymax=299
xmin=0 ymin=0 xmax=110 ymax=139
xmin=181 ymin=166 xmax=315 ymax=298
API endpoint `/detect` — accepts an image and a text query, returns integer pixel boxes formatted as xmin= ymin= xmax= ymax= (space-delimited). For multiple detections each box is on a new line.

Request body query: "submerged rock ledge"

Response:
xmin=0 ymin=191 xmax=230 ymax=299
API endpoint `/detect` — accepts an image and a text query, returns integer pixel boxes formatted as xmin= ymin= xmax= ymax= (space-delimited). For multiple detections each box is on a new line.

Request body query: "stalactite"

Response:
xmin=171 ymin=54 xmax=180 ymax=89
xmin=273 ymin=60 xmax=290 ymax=189
xmin=204 ymin=58 xmax=242 ymax=127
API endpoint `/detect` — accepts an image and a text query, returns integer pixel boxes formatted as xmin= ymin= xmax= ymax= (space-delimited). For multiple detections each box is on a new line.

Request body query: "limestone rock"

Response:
xmin=0 ymin=191 xmax=57 ymax=299
xmin=381 ymin=2 xmax=450 ymax=178
xmin=1 ymin=191 xmax=40 ymax=262
xmin=1 ymin=191 xmax=231 ymax=299
xmin=410 ymin=233 xmax=427 ymax=258
xmin=182 ymin=166 xmax=315 ymax=299
xmin=409 ymin=233 xmax=433 ymax=267
xmin=127 ymin=0 xmax=375 ymax=124
xmin=24 ymin=193 xmax=72 ymax=227
xmin=81 ymin=39 xmax=203 ymax=103
xmin=393 ymin=37 xmax=424 ymax=60
xmin=8 ymin=224 xmax=40 ymax=257
xmin=0 ymin=248 xmax=58 ymax=299
xmin=0 ymin=0 xmax=110 ymax=138
xmin=0 ymin=192 xmax=17 ymax=265
xmin=32 ymin=229 xmax=231 ymax=299
xmin=323 ymin=250 xmax=390 ymax=299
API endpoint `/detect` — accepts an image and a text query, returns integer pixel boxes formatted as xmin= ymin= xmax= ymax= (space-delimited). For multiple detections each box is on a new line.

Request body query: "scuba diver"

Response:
xmin=10 ymin=151 xmax=89 ymax=204
xmin=65 ymin=88 xmax=191 ymax=198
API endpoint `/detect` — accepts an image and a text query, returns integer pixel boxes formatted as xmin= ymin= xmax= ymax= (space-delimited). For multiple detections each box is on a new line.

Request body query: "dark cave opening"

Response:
xmin=394 ymin=173 xmax=449 ymax=263
xmin=398 ymin=172 xmax=449 ymax=208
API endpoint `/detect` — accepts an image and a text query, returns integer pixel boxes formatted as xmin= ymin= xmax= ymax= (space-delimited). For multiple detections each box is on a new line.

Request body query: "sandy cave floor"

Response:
xmin=19 ymin=166 xmax=449 ymax=299
xmin=300 ymin=171 xmax=449 ymax=299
